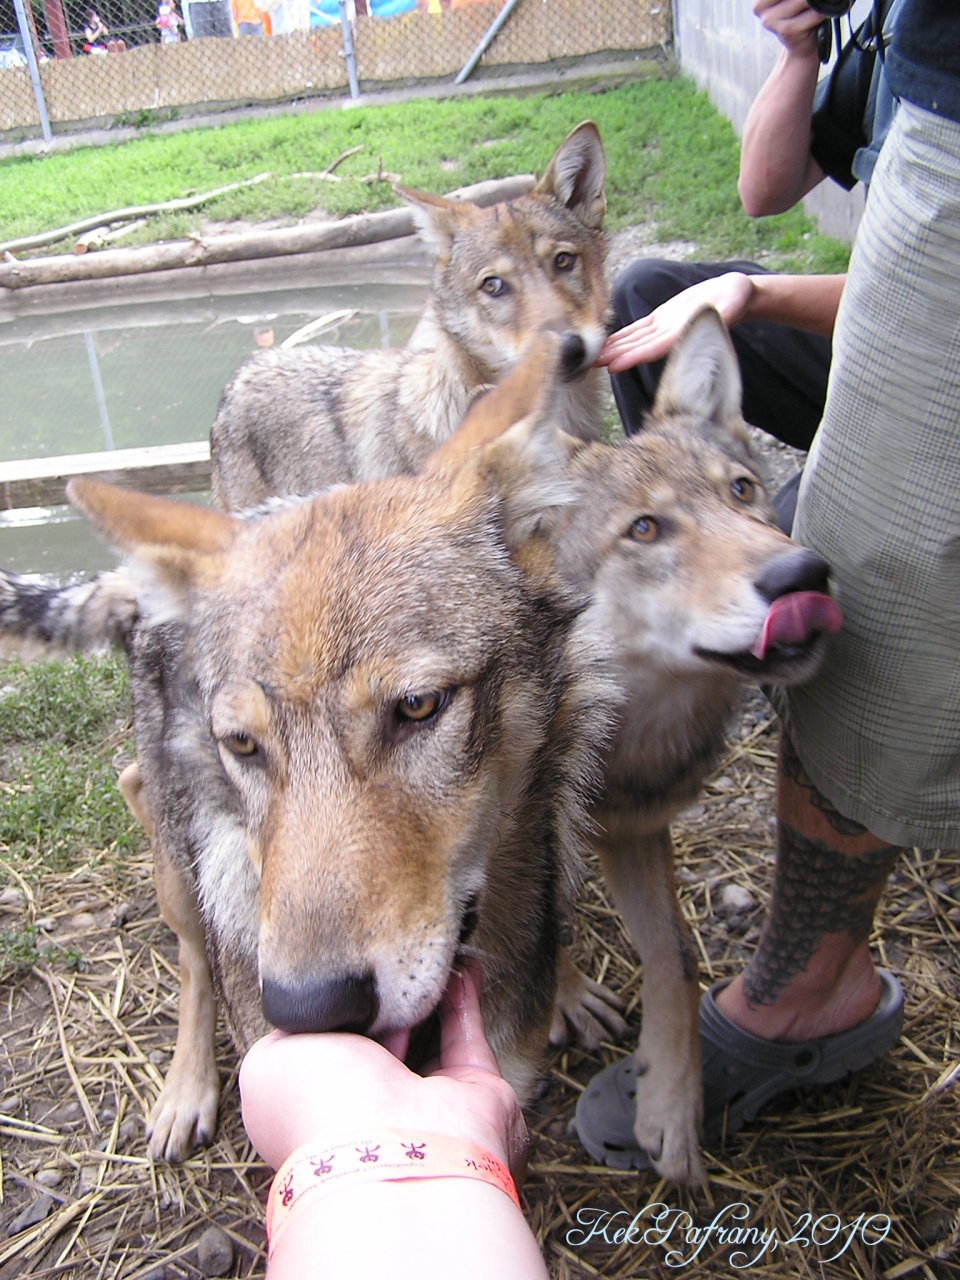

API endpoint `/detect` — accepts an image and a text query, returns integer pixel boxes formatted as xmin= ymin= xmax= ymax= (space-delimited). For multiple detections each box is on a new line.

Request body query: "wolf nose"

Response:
xmin=560 ymin=332 xmax=588 ymax=379
xmin=261 ymin=971 xmax=378 ymax=1034
xmin=754 ymin=549 xmax=831 ymax=602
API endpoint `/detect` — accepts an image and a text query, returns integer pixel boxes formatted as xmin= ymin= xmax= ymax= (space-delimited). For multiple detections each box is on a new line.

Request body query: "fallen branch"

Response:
xmin=0 ymin=174 xmax=535 ymax=292
xmin=74 ymin=220 xmax=148 ymax=254
xmin=0 ymin=152 xmax=364 ymax=258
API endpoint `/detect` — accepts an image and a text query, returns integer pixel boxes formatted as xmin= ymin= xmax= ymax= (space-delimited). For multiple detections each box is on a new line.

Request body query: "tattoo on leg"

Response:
xmin=743 ymin=823 xmax=901 ymax=1008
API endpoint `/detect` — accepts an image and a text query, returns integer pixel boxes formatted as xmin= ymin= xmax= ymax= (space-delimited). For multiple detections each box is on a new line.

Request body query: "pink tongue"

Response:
xmin=379 ymin=1027 xmax=412 ymax=1063
xmin=751 ymin=592 xmax=843 ymax=660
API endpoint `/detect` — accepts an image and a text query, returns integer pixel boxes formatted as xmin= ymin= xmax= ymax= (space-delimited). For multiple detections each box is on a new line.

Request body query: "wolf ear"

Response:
xmin=67 ymin=478 xmax=239 ymax=617
xmin=431 ymin=332 xmax=581 ymax=548
xmin=535 ymin=121 xmax=606 ymax=230
xmin=652 ymin=306 xmax=745 ymax=432
xmin=395 ymin=185 xmax=478 ymax=256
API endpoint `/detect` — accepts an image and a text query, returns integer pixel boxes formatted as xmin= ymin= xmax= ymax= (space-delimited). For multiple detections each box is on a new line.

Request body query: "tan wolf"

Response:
xmin=0 ymin=335 xmax=616 ymax=1163
xmin=209 ymin=121 xmax=609 ymax=511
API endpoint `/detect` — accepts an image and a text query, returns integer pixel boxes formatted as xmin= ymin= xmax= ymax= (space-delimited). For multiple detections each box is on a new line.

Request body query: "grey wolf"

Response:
xmin=0 ymin=335 xmax=615 ymax=1164
xmin=209 ymin=121 xmax=609 ymax=511
xmin=556 ymin=307 xmax=842 ymax=1184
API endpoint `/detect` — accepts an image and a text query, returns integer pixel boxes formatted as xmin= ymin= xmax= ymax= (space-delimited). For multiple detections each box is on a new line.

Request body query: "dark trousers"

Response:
xmin=609 ymin=259 xmax=832 ymax=454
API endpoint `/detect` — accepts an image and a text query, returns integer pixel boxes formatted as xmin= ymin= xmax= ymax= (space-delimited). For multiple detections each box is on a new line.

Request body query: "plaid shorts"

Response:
xmin=771 ymin=102 xmax=960 ymax=848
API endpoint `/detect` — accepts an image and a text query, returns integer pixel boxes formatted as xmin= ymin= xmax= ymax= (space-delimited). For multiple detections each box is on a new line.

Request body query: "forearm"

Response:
xmin=743 ymin=272 xmax=845 ymax=336
xmin=739 ymin=46 xmax=825 ymax=215
xmin=268 ymin=1179 xmax=550 ymax=1279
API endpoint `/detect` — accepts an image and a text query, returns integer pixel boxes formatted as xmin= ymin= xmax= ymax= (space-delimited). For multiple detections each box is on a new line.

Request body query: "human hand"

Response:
xmin=239 ymin=965 xmax=530 ymax=1178
xmin=753 ymin=0 xmax=823 ymax=59
xmin=597 ymin=272 xmax=754 ymax=374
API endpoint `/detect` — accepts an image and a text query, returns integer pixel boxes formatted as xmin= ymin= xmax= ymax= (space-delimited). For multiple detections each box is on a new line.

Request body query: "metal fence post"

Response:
xmin=455 ymin=0 xmax=521 ymax=85
xmin=338 ymin=0 xmax=360 ymax=99
xmin=12 ymin=0 xmax=53 ymax=143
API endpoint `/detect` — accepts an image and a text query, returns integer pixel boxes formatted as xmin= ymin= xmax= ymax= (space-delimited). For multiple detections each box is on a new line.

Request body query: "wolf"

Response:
xmin=209 ymin=121 xmax=609 ymax=511
xmin=0 ymin=313 xmax=840 ymax=1187
xmin=0 ymin=335 xmax=616 ymax=1164
xmin=551 ymin=307 xmax=842 ymax=1184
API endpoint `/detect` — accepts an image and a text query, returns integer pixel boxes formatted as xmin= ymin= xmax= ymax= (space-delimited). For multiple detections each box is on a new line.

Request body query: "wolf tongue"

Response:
xmin=751 ymin=592 xmax=843 ymax=660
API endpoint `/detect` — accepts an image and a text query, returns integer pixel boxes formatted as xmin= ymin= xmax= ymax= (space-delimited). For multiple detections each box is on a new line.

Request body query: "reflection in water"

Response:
xmin=0 ymin=270 xmax=429 ymax=578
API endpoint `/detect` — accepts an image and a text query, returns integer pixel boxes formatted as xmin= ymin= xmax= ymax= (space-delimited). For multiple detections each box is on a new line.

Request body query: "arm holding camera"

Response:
xmin=739 ymin=0 xmax=832 ymax=215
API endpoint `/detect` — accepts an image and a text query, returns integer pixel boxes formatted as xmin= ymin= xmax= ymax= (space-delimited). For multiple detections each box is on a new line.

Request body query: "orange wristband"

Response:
xmin=265 ymin=1129 xmax=521 ymax=1256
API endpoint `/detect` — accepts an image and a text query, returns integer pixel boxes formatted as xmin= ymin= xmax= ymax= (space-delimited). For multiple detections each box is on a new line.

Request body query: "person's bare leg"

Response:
xmin=717 ymin=733 xmax=902 ymax=1043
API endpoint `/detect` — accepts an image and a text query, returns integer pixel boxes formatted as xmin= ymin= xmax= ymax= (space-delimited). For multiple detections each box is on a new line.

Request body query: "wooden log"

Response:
xmin=0 ymin=175 xmax=535 ymax=293
xmin=0 ymin=442 xmax=211 ymax=511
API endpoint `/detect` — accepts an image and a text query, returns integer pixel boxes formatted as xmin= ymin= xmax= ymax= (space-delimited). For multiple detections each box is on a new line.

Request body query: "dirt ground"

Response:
xmin=1 ymin=228 xmax=959 ymax=1279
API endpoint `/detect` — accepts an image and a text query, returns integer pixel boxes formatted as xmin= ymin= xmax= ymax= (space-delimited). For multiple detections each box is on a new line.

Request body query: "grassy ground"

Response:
xmin=0 ymin=78 xmax=848 ymax=272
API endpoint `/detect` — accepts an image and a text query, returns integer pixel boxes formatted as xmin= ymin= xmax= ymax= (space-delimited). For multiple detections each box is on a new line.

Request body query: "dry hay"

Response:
xmin=1 ymin=692 xmax=958 ymax=1280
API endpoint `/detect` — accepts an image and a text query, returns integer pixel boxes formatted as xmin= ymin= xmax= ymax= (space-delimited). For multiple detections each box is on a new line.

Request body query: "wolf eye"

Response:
xmin=480 ymin=276 xmax=506 ymax=297
xmin=222 ymin=732 xmax=259 ymax=759
xmin=554 ymin=251 xmax=577 ymax=272
xmin=627 ymin=516 xmax=660 ymax=543
xmin=731 ymin=477 xmax=757 ymax=504
xmin=396 ymin=691 xmax=447 ymax=723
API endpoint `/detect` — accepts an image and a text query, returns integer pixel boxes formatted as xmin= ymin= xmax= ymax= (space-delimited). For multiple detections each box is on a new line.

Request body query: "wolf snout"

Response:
xmin=754 ymin=548 xmax=831 ymax=602
xmin=261 ymin=970 xmax=379 ymax=1035
xmin=559 ymin=331 xmax=589 ymax=380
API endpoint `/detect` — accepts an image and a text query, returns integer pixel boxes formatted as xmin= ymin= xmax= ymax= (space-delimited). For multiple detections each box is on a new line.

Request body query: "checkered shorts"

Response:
xmin=771 ymin=102 xmax=960 ymax=847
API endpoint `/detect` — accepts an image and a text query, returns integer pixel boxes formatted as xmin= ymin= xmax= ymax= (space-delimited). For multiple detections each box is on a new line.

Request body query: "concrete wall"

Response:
xmin=674 ymin=0 xmax=871 ymax=244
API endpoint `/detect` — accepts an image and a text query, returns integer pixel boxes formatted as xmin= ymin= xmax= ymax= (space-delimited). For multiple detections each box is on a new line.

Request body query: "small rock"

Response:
xmin=67 ymin=912 xmax=97 ymax=932
xmin=8 ymin=1193 xmax=55 ymax=1236
xmin=0 ymin=1094 xmax=21 ymax=1114
xmin=112 ymin=901 xmax=133 ymax=927
xmin=197 ymin=1224 xmax=234 ymax=1277
xmin=721 ymin=883 xmax=756 ymax=913
xmin=918 ymin=1208 xmax=954 ymax=1244
xmin=46 ymin=1101 xmax=82 ymax=1127
xmin=0 ymin=887 xmax=25 ymax=910
xmin=35 ymin=1168 xmax=65 ymax=1189
xmin=139 ymin=1268 xmax=167 ymax=1280
xmin=117 ymin=1118 xmax=138 ymax=1145
xmin=35 ymin=916 xmax=55 ymax=932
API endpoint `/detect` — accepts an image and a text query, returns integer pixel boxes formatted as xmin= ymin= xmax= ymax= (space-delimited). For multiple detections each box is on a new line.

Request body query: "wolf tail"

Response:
xmin=0 ymin=566 xmax=138 ymax=658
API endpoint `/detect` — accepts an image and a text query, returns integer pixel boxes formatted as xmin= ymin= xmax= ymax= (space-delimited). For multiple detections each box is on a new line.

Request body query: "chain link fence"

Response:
xmin=0 ymin=0 xmax=670 ymax=140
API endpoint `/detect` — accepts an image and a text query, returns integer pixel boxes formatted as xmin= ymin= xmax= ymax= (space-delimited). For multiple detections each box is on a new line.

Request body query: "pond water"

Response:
xmin=0 ymin=263 xmax=429 ymax=578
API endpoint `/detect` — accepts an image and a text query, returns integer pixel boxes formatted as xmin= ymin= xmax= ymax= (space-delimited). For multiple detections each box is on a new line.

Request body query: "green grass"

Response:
xmin=0 ymin=79 xmax=848 ymax=271
xmin=0 ymin=655 xmax=138 ymax=873
xmin=0 ymin=654 xmax=140 ymax=979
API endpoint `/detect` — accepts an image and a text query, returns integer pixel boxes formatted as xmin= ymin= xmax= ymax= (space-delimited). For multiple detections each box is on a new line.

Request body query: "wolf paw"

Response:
xmin=550 ymin=954 xmax=628 ymax=1050
xmin=633 ymin=1068 xmax=706 ymax=1186
xmin=146 ymin=1063 xmax=220 ymax=1163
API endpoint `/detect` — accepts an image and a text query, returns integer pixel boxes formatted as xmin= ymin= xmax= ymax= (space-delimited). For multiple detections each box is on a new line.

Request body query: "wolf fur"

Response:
xmin=4 ymin=335 xmax=616 ymax=1163
xmin=0 ymin=313 xmax=839 ymax=1187
xmin=209 ymin=121 xmax=609 ymax=511
xmin=548 ymin=308 xmax=839 ymax=1184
